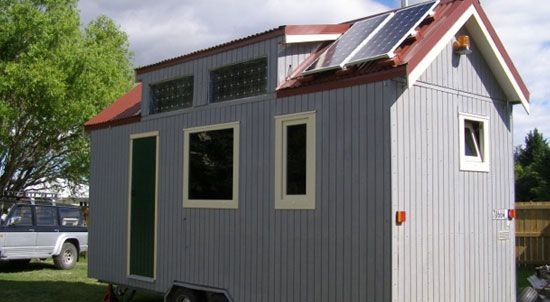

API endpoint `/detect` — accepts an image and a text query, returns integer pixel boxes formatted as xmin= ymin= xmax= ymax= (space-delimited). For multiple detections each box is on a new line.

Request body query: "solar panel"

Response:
xmin=346 ymin=0 xmax=438 ymax=66
xmin=302 ymin=12 xmax=393 ymax=75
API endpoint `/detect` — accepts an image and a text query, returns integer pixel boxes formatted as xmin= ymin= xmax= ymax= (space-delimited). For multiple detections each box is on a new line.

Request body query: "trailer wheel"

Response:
xmin=168 ymin=287 xmax=201 ymax=302
xmin=53 ymin=242 xmax=77 ymax=269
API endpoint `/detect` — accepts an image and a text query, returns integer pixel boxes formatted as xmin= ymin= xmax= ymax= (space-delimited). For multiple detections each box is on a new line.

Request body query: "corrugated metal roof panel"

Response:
xmin=84 ymin=83 xmax=142 ymax=132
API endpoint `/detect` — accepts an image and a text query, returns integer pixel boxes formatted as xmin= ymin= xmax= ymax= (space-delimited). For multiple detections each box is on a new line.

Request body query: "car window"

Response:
xmin=10 ymin=205 xmax=33 ymax=226
xmin=59 ymin=207 xmax=86 ymax=227
xmin=35 ymin=206 xmax=58 ymax=226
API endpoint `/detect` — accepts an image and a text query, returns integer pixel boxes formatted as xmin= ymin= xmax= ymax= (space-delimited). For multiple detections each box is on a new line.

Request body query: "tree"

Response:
xmin=514 ymin=129 xmax=550 ymax=201
xmin=0 ymin=0 xmax=134 ymax=193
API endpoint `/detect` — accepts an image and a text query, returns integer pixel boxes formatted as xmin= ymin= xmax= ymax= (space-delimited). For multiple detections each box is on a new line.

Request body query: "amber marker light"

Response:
xmin=508 ymin=209 xmax=516 ymax=220
xmin=396 ymin=211 xmax=407 ymax=225
xmin=453 ymin=35 xmax=472 ymax=55
xmin=457 ymin=35 xmax=470 ymax=48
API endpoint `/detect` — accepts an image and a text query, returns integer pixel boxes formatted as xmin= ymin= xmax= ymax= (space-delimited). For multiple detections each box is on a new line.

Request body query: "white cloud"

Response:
xmin=483 ymin=0 xmax=550 ymax=101
xmin=78 ymin=0 xmax=388 ymax=67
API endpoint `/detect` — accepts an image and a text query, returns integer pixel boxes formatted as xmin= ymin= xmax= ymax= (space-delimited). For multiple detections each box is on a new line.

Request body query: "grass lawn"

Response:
xmin=517 ymin=265 xmax=534 ymax=292
xmin=0 ymin=257 xmax=163 ymax=302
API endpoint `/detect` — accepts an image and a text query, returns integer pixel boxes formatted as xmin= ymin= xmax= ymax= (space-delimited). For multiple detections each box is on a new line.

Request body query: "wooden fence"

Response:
xmin=515 ymin=202 xmax=550 ymax=266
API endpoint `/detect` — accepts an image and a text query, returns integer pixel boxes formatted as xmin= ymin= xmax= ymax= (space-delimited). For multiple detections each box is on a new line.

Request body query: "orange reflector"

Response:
xmin=453 ymin=35 xmax=472 ymax=55
xmin=508 ymin=209 xmax=516 ymax=220
xmin=396 ymin=211 xmax=406 ymax=225
xmin=457 ymin=35 xmax=470 ymax=49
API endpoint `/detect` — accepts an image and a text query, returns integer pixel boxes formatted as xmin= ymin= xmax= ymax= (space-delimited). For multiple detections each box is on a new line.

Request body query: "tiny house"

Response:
xmin=85 ymin=0 xmax=529 ymax=301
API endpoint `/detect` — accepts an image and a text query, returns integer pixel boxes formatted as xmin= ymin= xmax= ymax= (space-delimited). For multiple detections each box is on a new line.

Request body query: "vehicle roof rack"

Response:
xmin=0 ymin=191 xmax=58 ymax=205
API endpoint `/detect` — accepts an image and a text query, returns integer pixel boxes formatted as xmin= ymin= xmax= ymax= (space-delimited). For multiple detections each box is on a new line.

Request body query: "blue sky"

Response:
xmin=78 ymin=0 xmax=548 ymax=146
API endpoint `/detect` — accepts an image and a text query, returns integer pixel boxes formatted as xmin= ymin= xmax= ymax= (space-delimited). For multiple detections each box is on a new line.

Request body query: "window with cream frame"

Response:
xmin=274 ymin=111 xmax=316 ymax=209
xmin=183 ymin=122 xmax=239 ymax=209
xmin=459 ymin=113 xmax=489 ymax=172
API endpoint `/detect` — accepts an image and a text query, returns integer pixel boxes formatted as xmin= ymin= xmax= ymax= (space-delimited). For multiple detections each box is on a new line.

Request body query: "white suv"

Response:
xmin=0 ymin=202 xmax=88 ymax=269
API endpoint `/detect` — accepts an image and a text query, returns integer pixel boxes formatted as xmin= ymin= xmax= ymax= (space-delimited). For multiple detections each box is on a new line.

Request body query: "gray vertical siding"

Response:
xmin=90 ymin=37 xmax=393 ymax=301
xmin=276 ymin=42 xmax=320 ymax=86
xmin=90 ymin=26 xmax=517 ymax=302
xmin=418 ymin=29 xmax=506 ymax=99
xmin=391 ymin=33 xmax=515 ymax=302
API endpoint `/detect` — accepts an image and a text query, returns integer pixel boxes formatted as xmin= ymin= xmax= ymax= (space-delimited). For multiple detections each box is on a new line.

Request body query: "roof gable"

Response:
xmin=404 ymin=0 xmax=529 ymax=112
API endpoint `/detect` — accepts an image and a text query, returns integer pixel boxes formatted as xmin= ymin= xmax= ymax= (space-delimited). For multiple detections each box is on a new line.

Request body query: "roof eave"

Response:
xmin=84 ymin=83 xmax=143 ymax=132
xmin=277 ymin=65 xmax=407 ymax=98
xmin=84 ymin=115 xmax=141 ymax=133
xmin=466 ymin=2 xmax=530 ymax=113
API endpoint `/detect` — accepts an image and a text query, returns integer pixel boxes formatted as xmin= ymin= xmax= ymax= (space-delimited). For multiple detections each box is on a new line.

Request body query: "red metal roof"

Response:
xmin=84 ymin=83 xmax=141 ymax=132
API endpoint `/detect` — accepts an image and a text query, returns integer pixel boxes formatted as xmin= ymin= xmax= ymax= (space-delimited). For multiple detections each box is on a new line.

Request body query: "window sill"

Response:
xmin=460 ymin=161 xmax=490 ymax=172
xmin=183 ymin=199 xmax=238 ymax=209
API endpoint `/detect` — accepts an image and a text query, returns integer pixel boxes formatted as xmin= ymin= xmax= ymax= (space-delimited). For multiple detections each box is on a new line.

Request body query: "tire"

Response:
xmin=53 ymin=242 xmax=78 ymax=270
xmin=167 ymin=287 xmax=201 ymax=302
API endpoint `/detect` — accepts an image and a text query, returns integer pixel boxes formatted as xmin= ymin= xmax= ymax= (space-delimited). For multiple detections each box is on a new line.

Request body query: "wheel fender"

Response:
xmin=52 ymin=234 xmax=78 ymax=256
xmin=165 ymin=282 xmax=234 ymax=302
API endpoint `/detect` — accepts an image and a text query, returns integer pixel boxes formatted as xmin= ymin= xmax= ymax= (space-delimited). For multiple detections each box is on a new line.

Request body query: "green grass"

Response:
xmin=0 ymin=257 xmax=163 ymax=302
xmin=517 ymin=265 xmax=535 ymax=292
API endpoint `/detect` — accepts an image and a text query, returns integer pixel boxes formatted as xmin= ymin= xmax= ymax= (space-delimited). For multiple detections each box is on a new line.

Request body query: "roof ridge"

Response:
xmin=135 ymin=26 xmax=285 ymax=75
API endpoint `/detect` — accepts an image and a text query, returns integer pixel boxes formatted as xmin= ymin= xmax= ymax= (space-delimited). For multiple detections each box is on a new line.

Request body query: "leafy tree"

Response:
xmin=0 ymin=0 xmax=134 ymax=193
xmin=514 ymin=129 xmax=550 ymax=201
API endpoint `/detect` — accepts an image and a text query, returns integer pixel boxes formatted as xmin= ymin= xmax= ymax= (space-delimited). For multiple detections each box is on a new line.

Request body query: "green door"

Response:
xmin=129 ymin=134 xmax=157 ymax=278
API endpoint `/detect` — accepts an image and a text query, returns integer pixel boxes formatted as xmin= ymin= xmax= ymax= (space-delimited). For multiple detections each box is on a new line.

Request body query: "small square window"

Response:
xmin=274 ymin=112 xmax=316 ymax=209
xmin=459 ymin=113 xmax=489 ymax=172
xmin=183 ymin=122 xmax=240 ymax=208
